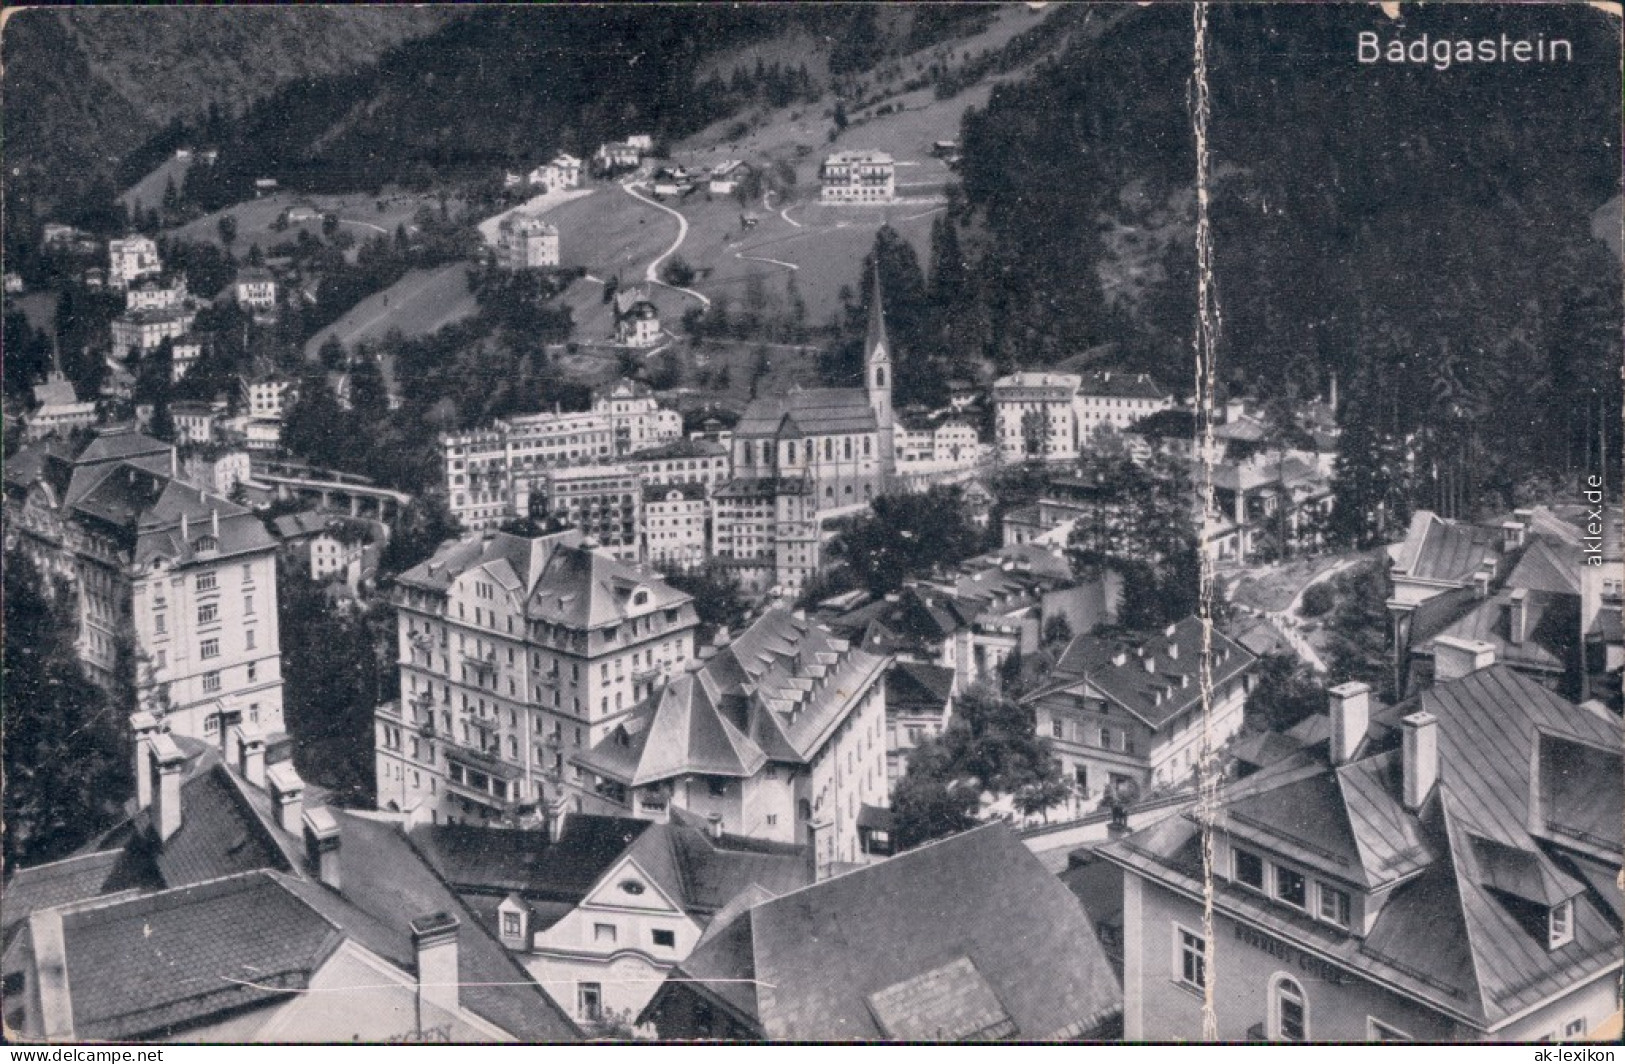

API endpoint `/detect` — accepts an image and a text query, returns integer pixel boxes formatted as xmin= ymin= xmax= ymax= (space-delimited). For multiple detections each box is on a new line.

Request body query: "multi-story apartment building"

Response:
xmin=125 ymin=274 xmax=189 ymax=312
xmin=1075 ymin=371 xmax=1173 ymax=441
xmin=234 ymin=266 xmax=279 ymax=312
xmin=107 ymin=235 xmax=161 ymax=290
xmin=110 ymin=306 xmax=198 ymax=360
xmin=993 ymin=372 xmax=1082 ymax=463
xmin=729 ymin=273 xmax=895 ymax=512
xmin=537 ymin=465 xmax=643 ymax=563
xmin=242 ymin=373 xmax=296 ymax=420
xmin=171 ymin=333 xmax=207 ymax=382
xmin=496 ymin=213 xmax=561 ymax=270
xmin=643 ymin=482 xmax=708 ymax=571
xmin=3 ymin=427 xmax=286 ymax=742
xmin=710 ymin=476 xmax=819 ymax=598
xmin=1101 ymin=659 xmax=1622 ymax=1042
xmin=626 ymin=437 xmax=730 ymax=489
xmin=574 ymin=607 xmax=893 ymax=875
xmin=819 ymin=150 xmax=896 ymax=204
xmin=1024 ymin=617 xmax=1255 ymax=800
xmin=378 ymin=530 xmax=698 ymax=826
xmin=442 ymin=380 xmax=682 ymax=529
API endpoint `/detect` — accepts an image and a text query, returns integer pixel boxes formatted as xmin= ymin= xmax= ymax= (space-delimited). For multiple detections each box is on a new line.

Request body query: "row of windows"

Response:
xmin=1232 ymin=848 xmax=1350 ymax=928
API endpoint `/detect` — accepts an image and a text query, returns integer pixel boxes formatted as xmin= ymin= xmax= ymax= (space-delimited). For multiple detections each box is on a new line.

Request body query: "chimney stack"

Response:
xmin=233 ymin=722 xmax=267 ymax=788
xmin=1327 ymin=681 xmax=1370 ymax=765
xmin=1433 ymin=636 xmax=1496 ymax=683
xmin=411 ymin=912 xmax=462 ymax=1023
xmin=267 ymin=763 xmax=305 ymax=835
xmin=1508 ymin=588 xmax=1529 ymax=645
xmin=1401 ymin=711 xmax=1439 ymax=811
xmin=149 ymin=732 xmax=187 ymax=842
xmin=303 ymin=806 xmax=342 ymax=891
xmin=1501 ymin=519 xmax=1526 ymax=552
xmin=131 ymin=711 xmax=161 ymax=810
xmin=211 ymin=507 xmax=220 ymax=538
xmin=707 ymin=813 xmax=724 ymax=840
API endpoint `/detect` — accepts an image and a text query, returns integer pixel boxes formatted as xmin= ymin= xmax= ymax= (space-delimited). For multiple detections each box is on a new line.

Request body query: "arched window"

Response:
xmin=824 ymin=438 xmax=833 ymax=460
xmin=863 ymin=436 xmax=872 ymax=457
xmin=1270 ymin=975 xmax=1308 ymax=1042
xmin=760 ymin=441 xmax=771 ymax=466
xmin=844 ymin=438 xmax=852 ymax=460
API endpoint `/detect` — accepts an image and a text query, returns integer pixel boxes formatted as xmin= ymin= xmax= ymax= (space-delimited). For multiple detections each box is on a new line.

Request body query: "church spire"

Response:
xmin=865 ymin=261 xmax=890 ymax=362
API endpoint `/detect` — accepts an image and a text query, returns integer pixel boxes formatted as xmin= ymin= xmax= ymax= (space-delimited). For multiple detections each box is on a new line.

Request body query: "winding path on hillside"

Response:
xmin=619 ymin=180 xmax=711 ymax=308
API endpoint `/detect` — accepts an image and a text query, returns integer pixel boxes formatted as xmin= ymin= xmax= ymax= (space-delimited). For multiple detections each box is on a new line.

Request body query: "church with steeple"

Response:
xmin=728 ymin=265 xmax=897 ymax=512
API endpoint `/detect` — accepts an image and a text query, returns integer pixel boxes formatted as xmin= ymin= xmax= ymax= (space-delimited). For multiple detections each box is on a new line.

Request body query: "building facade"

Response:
xmin=710 ymin=476 xmax=819 ymax=598
xmin=1101 ymin=661 xmax=1622 ymax=1043
xmin=3 ymin=428 xmax=286 ymax=742
xmin=993 ymin=372 xmax=1082 ymax=464
xmin=108 ymin=235 xmax=161 ymax=290
xmin=111 ymin=307 xmax=198 ymax=360
xmin=443 ymin=382 xmax=683 ymax=530
xmin=642 ymin=483 xmax=709 ymax=571
xmin=1025 ymin=618 xmax=1255 ymax=801
xmin=496 ymin=213 xmax=561 ymax=270
xmin=1075 ymin=371 xmax=1173 ymax=441
xmin=378 ymin=530 xmax=699 ymax=826
xmin=574 ymin=608 xmax=892 ymax=873
xmin=819 ymin=151 xmax=896 ymax=203
xmin=537 ymin=464 xmax=644 ymax=563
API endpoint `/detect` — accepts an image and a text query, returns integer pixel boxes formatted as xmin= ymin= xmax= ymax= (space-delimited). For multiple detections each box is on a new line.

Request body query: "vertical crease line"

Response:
xmin=1190 ymin=0 xmax=1222 ymax=1043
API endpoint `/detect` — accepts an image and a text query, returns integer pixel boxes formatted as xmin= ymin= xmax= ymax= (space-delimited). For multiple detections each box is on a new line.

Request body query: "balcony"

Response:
xmin=631 ymin=663 xmax=664 ymax=684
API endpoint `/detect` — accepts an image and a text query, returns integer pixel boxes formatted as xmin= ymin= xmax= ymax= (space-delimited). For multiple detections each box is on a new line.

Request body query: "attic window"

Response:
xmin=633 ymin=590 xmax=649 ymax=607
xmin=1548 ymin=899 xmax=1574 ymax=950
xmin=619 ymin=880 xmax=645 ymax=896
xmin=193 ymin=535 xmax=218 ymax=553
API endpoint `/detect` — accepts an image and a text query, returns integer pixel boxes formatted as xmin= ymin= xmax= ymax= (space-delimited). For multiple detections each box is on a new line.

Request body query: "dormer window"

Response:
xmin=193 ymin=535 xmax=218 ymax=554
xmin=1548 ymin=899 xmax=1574 ymax=950
xmin=1274 ymin=865 xmax=1307 ymax=910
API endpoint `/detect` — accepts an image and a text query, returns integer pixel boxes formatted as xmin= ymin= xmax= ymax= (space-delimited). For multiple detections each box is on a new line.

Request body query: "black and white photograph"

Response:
xmin=1 ymin=1 xmax=1621 ymax=1047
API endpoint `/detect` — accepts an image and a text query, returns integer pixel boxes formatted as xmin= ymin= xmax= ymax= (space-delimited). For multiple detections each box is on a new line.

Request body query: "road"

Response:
xmin=618 ymin=180 xmax=711 ymax=308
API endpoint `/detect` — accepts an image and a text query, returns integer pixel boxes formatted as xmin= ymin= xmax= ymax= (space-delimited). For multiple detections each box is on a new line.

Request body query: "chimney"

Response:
xmin=1167 ymin=642 xmax=1179 ymax=660
xmin=545 ymin=794 xmax=570 ymax=844
xmin=131 ymin=711 xmax=161 ymax=810
xmin=707 ymin=813 xmax=724 ymax=840
xmin=1327 ymin=681 xmax=1370 ymax=765
xmin=233 ymin=721 xmax=267 ymax=788
xmin=1143 ymin=655 xmax=1156 ymax=673
xmin=267 ymin=763 xmax=305 ymax=835
xmin=1501 ymin=519 xmax=1526 ymax=552
xmin=169 ymin=446 xmax=178 ymax=479
xmin=1433 ymin=636 xmax=1496 ymax=683
xmin=181 ymin=511 xmax=189 ymax=541
xmin=1401 ymin=711 xmax=1439 ymax=811
xmin=303 ymin=806 xmax=342 ymax=891
xmin=411 ymin=912 xmax=462 ymax=1022
xmin=149 ymin=732 xmax=187 ymax=842
xmin=1508 ymin=588 xmax=1529 ymax=645
xmin=211 ymin=507 xmax=220 ymax=538
xmin=1112 ymin=651 xmax=1127 ymax=667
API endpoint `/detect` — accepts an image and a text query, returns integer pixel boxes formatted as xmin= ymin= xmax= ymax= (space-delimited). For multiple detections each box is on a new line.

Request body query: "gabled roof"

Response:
xmin=1032 ymin=617 xmax=1255 ymax=731
xmin=734 ymin=387 xmax=878 ymax=438
xmin=409 ymin=816 xmax=651 ymax=903
xmin=525 ymin=542 xmax=694 ymax=631
xmin=1077 ymin=370 xmax=1167 ymax=400
xmin=886 ymin=661 xmax=954 ymax=718
xmin=1416 ymin=589 xmax=1577 ymax=675
xmin=395 ymin=529 xmax=584 ymax=597
xmin=577 ymin=608 xmax=887 ymax=784
xmin=645 ymin=823 xmax=1120 ymax=1040
xmin=1505 ymin=537 xmax=1582 ymax=596
xmin=1391 ymin=510 xmax=1503 ymax=585
xmin=53 ymin=871 xmax=342 ymax=1041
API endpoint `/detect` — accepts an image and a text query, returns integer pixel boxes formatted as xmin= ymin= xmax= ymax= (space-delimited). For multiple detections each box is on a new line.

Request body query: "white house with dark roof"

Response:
xmin=1099 ymin=658 xmax=1622 ymax=1043
xmin=381 ymin=529 xmax=699 ymax=827
xmin=1074 ymin=370 xmax=1173 ymax=442
xmin=1 ymin=721 xmax=580 ymax=1042
xmin=992 ymin=371 xmax=1082 ymax=464
xmin=1024 ymin=616 xmax=1256 ymax=800
xmin=574 ymin=607 xmax=891 ymax=875
xmin=639 ymin=822 xmax=1121 ymax=1040
xmin=408 ymin=807 xmax=811 ymax=1030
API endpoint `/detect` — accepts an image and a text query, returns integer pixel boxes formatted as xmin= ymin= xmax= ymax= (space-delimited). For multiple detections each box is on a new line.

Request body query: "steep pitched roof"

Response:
xmin=1417 ymin=589 xmax=1577 ymax=675
xmin=1506 ymin=537 xmax=1582 ymax=596
xmin=525 ymin=542 xmax=694 ymax=630
xmin=52 ymin=871 xmax=341 ymax=1041
xmin=1033 ymin=617 xmax=1255 ymax=730
xmin=865 ymin=263 xmax=890 ymax=361
xmin=734 ymin=388 xmax=878 ymax=438
xmin=1103 ymin=665 xmax=1622 ymax=1031
xmin=409 ymin=816 xmax=652 ymax=903
xmin=647 ymin=823 xmax=1120 ymax=1040
xmin=578 ymin=609 xmax=888 ymax=784
xmin=1078 ymin=370 xmax=1167 ymax=400
xmin=1391 ymin=510 xmax=1503 ymax=585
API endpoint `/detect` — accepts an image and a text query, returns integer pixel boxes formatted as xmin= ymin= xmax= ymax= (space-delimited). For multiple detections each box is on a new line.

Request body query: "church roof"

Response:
xmin=734 ymin=388 xmax=878 ymax=438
